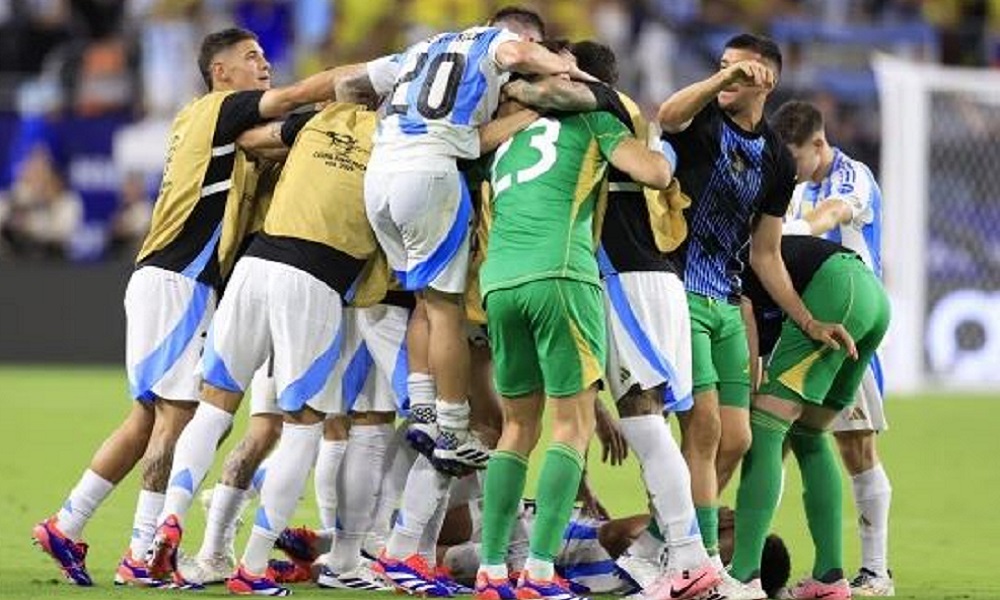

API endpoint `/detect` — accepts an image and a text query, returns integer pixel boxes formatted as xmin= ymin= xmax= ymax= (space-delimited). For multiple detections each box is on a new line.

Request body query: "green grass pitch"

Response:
xmin=1 ymin=366 xmax=998 ymax=599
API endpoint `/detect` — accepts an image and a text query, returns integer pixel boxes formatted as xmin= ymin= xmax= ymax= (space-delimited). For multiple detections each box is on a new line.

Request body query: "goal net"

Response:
xmin=875 ymin=55 xmax=1000 ymax=392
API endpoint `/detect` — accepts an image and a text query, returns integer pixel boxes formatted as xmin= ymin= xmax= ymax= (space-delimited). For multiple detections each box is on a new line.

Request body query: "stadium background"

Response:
xmin=0 ymin=1 xmax=998 ymax=599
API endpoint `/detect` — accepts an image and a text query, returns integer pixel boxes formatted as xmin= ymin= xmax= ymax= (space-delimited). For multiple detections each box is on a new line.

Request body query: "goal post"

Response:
xmin=874 ymin=54 xmax=1000 ymax=393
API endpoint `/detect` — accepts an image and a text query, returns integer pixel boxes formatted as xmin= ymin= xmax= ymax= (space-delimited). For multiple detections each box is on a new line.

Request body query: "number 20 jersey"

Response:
xmin=370 ymin=26 xmax=520 ymax=167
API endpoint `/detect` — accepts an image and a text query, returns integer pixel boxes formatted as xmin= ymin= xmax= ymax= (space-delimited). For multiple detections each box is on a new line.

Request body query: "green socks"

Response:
xmin=790 ymin=423 xmax=844 ymax=582
xmin=480 ymin=451 xmax=528 ymax=565
xmin=695 ymin=506 xmax=720 ymax=556
xmin=529 ymin=443 xmax=585 ymax=563
xmin=731 ymin=409 xmax=791 ymax=581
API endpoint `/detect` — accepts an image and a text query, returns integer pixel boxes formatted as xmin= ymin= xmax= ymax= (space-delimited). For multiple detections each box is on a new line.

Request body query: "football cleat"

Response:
xmin=227 ymin=564 xmax=291 ymax=596
xmin=777 ymin=577 xmax=851 ymax=599
xmin=317 ymin=563 xmax=391 ymax=590
xmin=145 ymin=514 xmax=183 ymax=579
xmin=31 ymin=517 xmax=92 ymax=586
xmin=114 ymin=549 xmax=164 ymax=587
xmin=475 ymin=571 xmax=517 ymax=600
xmin=514 ymin=573 xmax=589 ymax=600
xmin=850 ymin=568 xmax=895 ymax=596
xmin=643 ymin=562 xmax=722 ymax=600
xmin=275 ymin=526 xmax=320 ymax=567
xmin=374 ymin=550 xmax=452 ymax=597
xmin=177 ymin=551 xmax=236 ymax=585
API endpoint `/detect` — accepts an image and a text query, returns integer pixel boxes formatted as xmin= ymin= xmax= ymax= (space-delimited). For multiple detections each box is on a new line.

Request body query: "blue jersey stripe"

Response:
xmin=452 ymin=30 xmax=499 ymax=125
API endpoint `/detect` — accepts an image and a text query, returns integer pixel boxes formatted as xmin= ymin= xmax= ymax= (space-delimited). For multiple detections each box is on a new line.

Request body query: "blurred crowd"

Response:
xmin=0 ymin=0 xmax=993 ymax=262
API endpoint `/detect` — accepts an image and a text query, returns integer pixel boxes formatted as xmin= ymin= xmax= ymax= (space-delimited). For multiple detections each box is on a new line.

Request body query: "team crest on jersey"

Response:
xmin=619 ymin=367 xmax=631 ymax=385
xmin=727 ymin=147 xmax=747 ymax=175
xmin=324 ymin=131 xmax=359 ymax=152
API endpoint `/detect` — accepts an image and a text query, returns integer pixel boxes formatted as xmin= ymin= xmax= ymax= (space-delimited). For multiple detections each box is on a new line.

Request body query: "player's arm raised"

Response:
xmin=256 ymin=62 xmax=371 ymax=120
xmin=750 ymin=214 xmax=857 ymax=358
xmin=657 ymin=60 xmax=774 ymax=133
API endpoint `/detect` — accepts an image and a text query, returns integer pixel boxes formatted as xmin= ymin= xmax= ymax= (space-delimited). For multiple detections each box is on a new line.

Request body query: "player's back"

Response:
xmin=481 ymin=111 xmax=628 ymax=294
xmin=373 ymin=26 xmax=519 ymax=167
xmin=788 ymin=148 xmax=882 ymax=277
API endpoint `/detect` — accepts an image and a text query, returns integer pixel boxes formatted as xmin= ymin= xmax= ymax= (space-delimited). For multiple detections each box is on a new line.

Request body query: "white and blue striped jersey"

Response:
xmin=787 ymin=148 xmax=882 ymax=278
xmin=367 ymin=26 xmax=520 ymax=167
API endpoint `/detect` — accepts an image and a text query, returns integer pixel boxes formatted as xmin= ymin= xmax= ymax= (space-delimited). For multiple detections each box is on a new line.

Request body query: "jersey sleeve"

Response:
xmin=280 ymin=110 xmax=319 ymax=147
xmin=760 ymin=142 xmax=797 ymax=217
xmin=585 ymin=112 xmax=631 ymax=160
xmin=366 ymin=54 xmax=401 ymax=96
xmin=828 ymin=159 xmax=875 ymax=226
xmin=214 ymin=90 xmax=267 ymax=145
xmin=487 ymin=28 xmax=522 ymax=70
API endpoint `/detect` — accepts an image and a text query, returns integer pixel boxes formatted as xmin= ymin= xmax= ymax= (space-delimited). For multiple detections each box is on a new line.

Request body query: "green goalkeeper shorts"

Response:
xmin=688 ymin=292 xmax=751 ymax=408
xmin=760 ymin=253 xmax=891 ymax=410
xmin=485 ymin=279 xmax=606 ymax=399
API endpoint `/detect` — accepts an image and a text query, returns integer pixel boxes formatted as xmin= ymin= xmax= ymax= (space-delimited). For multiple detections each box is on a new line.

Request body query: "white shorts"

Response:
xmin=603 ymin=271 xmax=693 ymax=412
xmin=125 ymin=266 xmax=216 ymax=402
xmin=831 ymin=355 xmax=888 ymax=433
xmin=201 ymin=257 xmax=345 ymax=415
xmin=364 ymin=167 xmax=471 ymax=294
xmin=332 ymin=304 xmax=411 ymax=414
xmin=248 ymin=362 xmax=281 ymax=416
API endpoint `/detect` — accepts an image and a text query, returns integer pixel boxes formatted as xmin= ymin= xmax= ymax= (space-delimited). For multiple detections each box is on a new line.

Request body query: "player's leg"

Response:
xmin=180 ymin=368 xmax=282 ymax=585
xmin=677 ymin=292 xmax=723 ymax=559
xmin=75 ymin=267 xmax=214 ymax=587
xmin=147 ymin=260 xmax=271 ymax=579
xmin=832 ymin=360 xmax=894 ymax=596
xmin=712 ymin=302 xmax=752 ymax=492
xmin=476 ymin=283 xmax=546 ymax=598
xmin=389 ymin=170 xmax=484 ymax=471
xmin=229 ymin=264 xmax=345 ymax=595
xmin=366 ymin=422 xmax=417 ymax=558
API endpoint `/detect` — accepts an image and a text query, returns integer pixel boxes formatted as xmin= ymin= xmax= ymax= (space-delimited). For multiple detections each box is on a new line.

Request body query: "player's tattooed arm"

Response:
xmin=503 ymin=77 xmax=599 ymax=113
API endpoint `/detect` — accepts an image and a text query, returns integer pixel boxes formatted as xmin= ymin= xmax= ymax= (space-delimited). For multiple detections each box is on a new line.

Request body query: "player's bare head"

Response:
xmin=718 ymin=33 xmax=781 ymax=111
xmin=773 ymin=100 xmax=827 ymax=181
xmin=198 ymin=27 xmax=270 ymax=92
xmin=489 ymin=5 xmax=546 ymax=42
xmin=760 ymin=534 xmax=791 ymax=598
xmin=571 ymin=41 xmax=618 ymax=86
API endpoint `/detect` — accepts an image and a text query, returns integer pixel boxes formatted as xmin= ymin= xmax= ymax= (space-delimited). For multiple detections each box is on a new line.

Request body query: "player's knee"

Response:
xmin=719 ymin=423 xmax=752 ymax=465
xmin=681 ymin=405 xmax=722 ymax=455
xmin=324 ymin=414 xmax=350 ymax=440
xmin=199 ymin=382 xmax=243 ymax=414
xmin=834 ymin=430 xmax=878 ymax=475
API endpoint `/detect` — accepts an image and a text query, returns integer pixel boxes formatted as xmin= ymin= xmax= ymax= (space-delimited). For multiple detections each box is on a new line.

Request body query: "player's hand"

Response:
xmin=721 ymin=60 xmax=775 ymax=89
xmin=804 ymin=319 xmax=858 ymax=359
xmin=568 ymin=64 xmax=599 ymax=83
xmin=578 ymin=476 xmax=611 ymax=520
xmin=595 ymin=404 xmax=629 ymax=466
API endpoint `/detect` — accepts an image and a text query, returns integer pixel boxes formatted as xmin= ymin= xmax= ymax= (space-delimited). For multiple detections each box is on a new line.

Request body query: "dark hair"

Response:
xmin=198 ymin=27 xmax=258 ymax=90
xmin=489 ymin=5 xmax=546 ymax=39
xmin=540 ymin=38 xmax=571 ymax=54
xmin=571 ymin=40 xmax=618 ymax=86
xmin=760 ymin=534 xmax=792 ymax=598
xmin=724 ymin=33 xmax=782 ymax=75
xmin=772 ymin=100 xmax=825 ymax=146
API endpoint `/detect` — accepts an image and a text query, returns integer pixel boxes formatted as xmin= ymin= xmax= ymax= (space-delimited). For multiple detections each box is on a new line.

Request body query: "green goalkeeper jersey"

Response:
xmin=480 ymin=112 xmax=630 ymax=295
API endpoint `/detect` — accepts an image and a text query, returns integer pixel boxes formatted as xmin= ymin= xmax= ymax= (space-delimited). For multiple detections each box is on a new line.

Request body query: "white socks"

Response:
xmin=55 ymin=469 xmax=114 ymax=541
xmin=436 ymin=399 xmax=470 ymax=435
xmin=620 ymin=415 xmax=706 ymax=569
xmin=525 ymin=556 xmax=555 ymax=581
xmin=314 ymin=438 xmax=348 ymax=531
xmin=368 ymin=424 xmax=417 ymax=549
xmin=199 ymin=484 xmax=247 ymax=558
xmin=159 ymin=403 xmax=233 ymax=525
xmin=242 ymin=422 xmax=322 ymax=574
xmin=852 ymin=463 xmax=892 ymax=576
xmin=385 ymin=455 xmax=450 ymax=559
xmin=407 ymin=373 xmax=436 ymax=423
xmin=330 ymin=423 xmax=393 ymax=573
xmin=129 ymin=490 xmax=165 ymax=558
xmin=418 ymin=487 xmax=452 ymax=567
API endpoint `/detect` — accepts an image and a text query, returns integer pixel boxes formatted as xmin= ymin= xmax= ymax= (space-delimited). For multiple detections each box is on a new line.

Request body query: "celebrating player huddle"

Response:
xmin=31 ymin=6 xmax=895 ymax=600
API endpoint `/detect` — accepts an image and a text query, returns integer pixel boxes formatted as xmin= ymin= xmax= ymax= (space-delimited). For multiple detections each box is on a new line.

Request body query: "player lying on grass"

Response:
xmin=264 ymin=502 xmax=792 ymax=598
xmin=731 ymin=235 xmax=888 ymax=600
